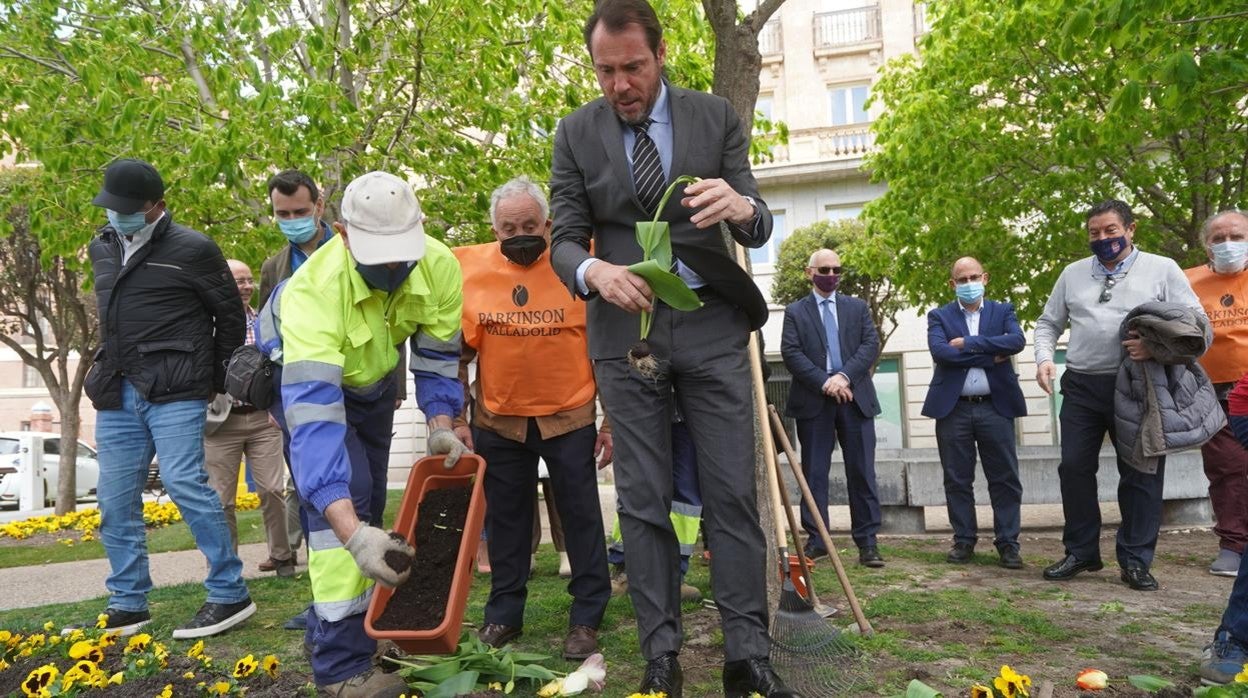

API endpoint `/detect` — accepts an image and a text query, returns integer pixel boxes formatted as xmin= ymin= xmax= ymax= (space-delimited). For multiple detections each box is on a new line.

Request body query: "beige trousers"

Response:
xmin=204 ymin=409 xmax=293 ymax=563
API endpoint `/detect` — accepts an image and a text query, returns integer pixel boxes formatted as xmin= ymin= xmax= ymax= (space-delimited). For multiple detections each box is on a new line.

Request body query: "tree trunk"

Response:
xmin=52 ymin=389 xmax=82 ymax=515
xmin=701 ymin=0 xmax=788 ymax=612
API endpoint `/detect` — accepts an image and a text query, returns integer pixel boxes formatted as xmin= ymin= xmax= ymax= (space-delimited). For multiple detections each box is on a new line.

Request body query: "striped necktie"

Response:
xmin=631 ymin=119 xmax=665 ymax=216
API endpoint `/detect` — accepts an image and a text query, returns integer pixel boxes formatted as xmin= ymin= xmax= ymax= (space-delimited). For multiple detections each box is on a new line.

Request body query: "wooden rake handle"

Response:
xmin=767 ymin=405 xmax=873 ymax=635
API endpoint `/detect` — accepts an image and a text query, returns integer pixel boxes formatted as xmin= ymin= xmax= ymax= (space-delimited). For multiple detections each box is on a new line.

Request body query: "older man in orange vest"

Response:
xmin=453 ymin=177 xmax=613 ymax=662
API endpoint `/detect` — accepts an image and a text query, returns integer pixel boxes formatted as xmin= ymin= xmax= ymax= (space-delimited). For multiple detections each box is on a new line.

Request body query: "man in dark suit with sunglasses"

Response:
xmin=1033 ymin=199 xmax=1202 ymax=591
xmin=781 ymin=247 xmax=884 ymax=568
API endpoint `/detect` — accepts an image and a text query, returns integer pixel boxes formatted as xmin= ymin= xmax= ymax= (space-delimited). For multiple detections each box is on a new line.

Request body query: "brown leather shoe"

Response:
xmin=318 ymin=666 xmax=407 ymax=698
xmin=258 ymin=553 xmax=296 ymax=572
xmin=563 ymin=625 xmax=598 ymax=660
xmin=478 ymin=623 xmax=522 ymax=648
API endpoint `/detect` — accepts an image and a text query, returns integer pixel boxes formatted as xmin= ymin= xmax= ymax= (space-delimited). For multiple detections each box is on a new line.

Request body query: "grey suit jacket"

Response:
xmin=549 ymin=84 xmax=773 ymax=360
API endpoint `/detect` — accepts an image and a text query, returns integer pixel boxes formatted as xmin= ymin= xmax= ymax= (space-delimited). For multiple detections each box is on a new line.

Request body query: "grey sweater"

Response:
xmin=1034 ymin=251 xmax=1203 ymax=375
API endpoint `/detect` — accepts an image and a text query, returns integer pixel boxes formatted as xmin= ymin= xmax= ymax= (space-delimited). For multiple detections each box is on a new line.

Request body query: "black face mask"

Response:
xmin=355 ymin=261 xmax=417 ymax=293
xmin=500 ymin=235 xmax=548 ymax=266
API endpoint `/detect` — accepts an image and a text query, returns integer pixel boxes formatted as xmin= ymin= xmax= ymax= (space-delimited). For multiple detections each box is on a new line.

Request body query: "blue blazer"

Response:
xmin=781 ymin=293 xmax=881 ymax=421
xmin=921 ymin=299 xmax=1027 ymax=420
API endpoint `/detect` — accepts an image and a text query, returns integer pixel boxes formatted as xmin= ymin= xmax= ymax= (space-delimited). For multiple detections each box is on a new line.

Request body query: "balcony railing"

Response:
xmin=761 ymin=126 xmax=875 ymax=165
xmin=759 ymin=19 xmax=782 ymax=56
xmin=813 ymin=6 xmax=882 ymax=49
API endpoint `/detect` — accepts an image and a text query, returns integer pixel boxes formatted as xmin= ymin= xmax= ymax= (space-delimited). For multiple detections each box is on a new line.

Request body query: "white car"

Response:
xmin=0 ymin=432 xmax=100 ymax=507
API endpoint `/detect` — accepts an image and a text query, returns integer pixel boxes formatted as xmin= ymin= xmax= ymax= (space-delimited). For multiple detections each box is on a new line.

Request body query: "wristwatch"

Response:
xmin=742 ymin=196 xmax=759 ymax=221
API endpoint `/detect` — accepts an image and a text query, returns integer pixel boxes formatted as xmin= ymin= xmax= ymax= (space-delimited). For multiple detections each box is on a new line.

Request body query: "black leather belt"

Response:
xmin=232 ymin=405 xmax=258 ymax=414
xmin=958 ymin=395 xmax=989 ymax=403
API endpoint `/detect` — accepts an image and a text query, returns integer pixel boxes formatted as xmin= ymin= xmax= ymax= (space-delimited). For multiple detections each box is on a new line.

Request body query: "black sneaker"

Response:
xmin=61 ymin=608 xmax=151 ymax=637
xmin=171 ymin=598 xmax=256 ymax=639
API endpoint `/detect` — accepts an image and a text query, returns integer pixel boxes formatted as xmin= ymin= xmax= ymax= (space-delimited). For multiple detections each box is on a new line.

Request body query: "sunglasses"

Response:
xmin=1098 ymin=275 xmax=1118 ymax=303
xmin=809 ymin=266 xmax=843 ymax=275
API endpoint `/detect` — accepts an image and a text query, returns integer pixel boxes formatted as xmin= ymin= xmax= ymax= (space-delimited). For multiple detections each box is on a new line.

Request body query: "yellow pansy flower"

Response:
xmin=994 ymin=665 xmax=1031 ymax=697
xmin=971 ymin=685 xmax=992 ymax=698
xmin=262 ymin=654 xmax=280 ymax=678
xmin=20 ymin=663 xmax=58 ymax=697
xmin=157 ymin=684 xmax=173 ymax=698
xmin=69 ymin=640 xmax=103 ymax=663
xmin=125 ymin=633 xmax=152 ymax=654
xmin=233 ymin=653 xmax=258 ymax=678
xmin=187 ymin=640 xmax=206 ymax=659
xmin=1235 ymin=663 xmax=1248 ymax=683
xmin=211 ymin=680 xmax=232 ymax=694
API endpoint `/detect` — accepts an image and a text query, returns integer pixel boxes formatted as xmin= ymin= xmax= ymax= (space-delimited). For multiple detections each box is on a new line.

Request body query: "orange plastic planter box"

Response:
xmin=365 ymin=453 xmax=487 ymax=654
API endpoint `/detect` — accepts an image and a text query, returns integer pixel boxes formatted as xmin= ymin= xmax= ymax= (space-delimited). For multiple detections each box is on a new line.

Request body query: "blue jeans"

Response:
xmin=96 ymin=380 xmax=248 ymax=612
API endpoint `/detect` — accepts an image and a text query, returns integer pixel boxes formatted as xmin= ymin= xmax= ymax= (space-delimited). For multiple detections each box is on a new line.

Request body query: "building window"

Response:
xmin=756 ymin=95 xmax=773 ymax=122
xmin=749 ymin=210 xmax=787 ymax=266
xmin=824 ymin=204 xmax=863 ymax=221
xmin=874 ymin=356 xmax=905 ymax=449
xmin=828 ymin=83 xmax=870 ymax=126
xmin=22 ymin=364 xmax=44 ymax=388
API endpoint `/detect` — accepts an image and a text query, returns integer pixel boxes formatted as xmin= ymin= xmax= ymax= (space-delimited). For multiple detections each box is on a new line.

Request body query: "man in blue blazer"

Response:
xmin=921 ymin=257 xmax=1027 ymax=569
xmin=781 ymin=248 xmax=884 ymax=567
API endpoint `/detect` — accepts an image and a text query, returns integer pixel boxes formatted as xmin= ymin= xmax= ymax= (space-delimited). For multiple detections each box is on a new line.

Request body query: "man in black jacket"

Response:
xmin=76 ymin=158 xmax=255 ymax=640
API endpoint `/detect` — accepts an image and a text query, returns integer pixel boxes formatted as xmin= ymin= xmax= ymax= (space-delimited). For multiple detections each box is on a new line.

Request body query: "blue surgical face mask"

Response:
xmin=955 ymin=281 xmax=984 ymax=304
xmin=106 ymin=208 xmax=153 ymax=235
xmin=1211 ymin=240 xmax=1248 ymax=274
xmin=1089 ymin=236 xmax=1128 ymax=263
xmin=278 ymin=216 xmax=319 ymax=245
xmin=355 ymin=261 xmax=417 ymax=293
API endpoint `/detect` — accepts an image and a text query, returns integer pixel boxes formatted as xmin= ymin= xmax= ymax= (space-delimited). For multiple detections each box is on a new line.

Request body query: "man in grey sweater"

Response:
xmin=1034 ymin=199 xmax=1203 ymax=591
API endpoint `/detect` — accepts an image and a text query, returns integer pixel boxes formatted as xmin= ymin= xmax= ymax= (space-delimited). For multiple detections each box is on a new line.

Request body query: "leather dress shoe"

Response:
xmin=858 ymin=545 xmax=885 ymax=568
xmin=1042 ymin=554 xmax=1104 ymax=580
xmin=562 ymin=625 xmax=598 ymax=660
xmin=723 ymin=656 xmax=803 ymax=698
xmin=1121 ymin=565 xmax=1159 ymax=591
xmin=639 ymin=652 xmax=682 ymax=698
xmin=946 ymin=542 xmax=974 ymax=564
xmin=998 ymin=548 xmax=1024 ymax=570
xmin=802 ymin=541 xmax=829 ymax=561
xmin=478 ymin=623 xmax=522 ymax=648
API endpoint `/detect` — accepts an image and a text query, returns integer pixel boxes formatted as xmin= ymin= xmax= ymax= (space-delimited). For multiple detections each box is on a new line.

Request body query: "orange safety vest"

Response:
xmin=1185 ymin=264 xmax=1248 ymax=383
xmin=453 ymin=241 xmax=595 ymax=416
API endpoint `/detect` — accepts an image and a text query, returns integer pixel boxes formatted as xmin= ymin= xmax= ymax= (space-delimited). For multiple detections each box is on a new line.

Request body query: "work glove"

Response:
xmin=345 ymin=523 xmax=415 ymax=587
xmin=428 ymin=426 xmax=471 ymax=468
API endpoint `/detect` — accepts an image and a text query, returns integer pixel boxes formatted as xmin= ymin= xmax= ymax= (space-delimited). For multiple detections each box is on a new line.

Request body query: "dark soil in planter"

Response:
xmin=373 ymin=485 xmax=472 ymax=631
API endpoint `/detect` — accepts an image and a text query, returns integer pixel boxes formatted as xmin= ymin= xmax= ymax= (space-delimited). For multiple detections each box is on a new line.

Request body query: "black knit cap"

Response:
xmin=91 ymin=158 xmax=165 ymax=214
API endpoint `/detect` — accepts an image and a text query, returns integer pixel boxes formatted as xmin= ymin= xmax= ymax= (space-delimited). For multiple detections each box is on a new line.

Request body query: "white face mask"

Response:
xmin=1211 ymin=240 xmax=1248 ymax=274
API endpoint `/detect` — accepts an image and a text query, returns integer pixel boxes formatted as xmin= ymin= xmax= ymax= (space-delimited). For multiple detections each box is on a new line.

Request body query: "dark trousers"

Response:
xmin=594 ymin=294 xmax=769 ymax=662
xmin=608 ymin=419 xmax=702 ymax=576
xmin=1221 ymin=544 xmax=1248 ymax=643
xmin=477 ymin=421 xmax=610 ymax=630
xmin=270 ymin=368 xmax=396 ymax=686
xmin=1058 ymin=370 xmax=1165 ymax=569
xmin=794 ymin=398 xmax=880 ymax=549
xmin=1203 ymin=401 xmax=1248 ymax=555
xmin=935 ymin=399 xmax=1022 ymax=551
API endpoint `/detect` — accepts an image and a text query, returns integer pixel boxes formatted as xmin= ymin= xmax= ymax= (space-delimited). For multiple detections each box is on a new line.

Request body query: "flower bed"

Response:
xmin=0 ymin=622 xmax=307 ymax=697
xmin=0 ymin=494 xmax=260 ymax=543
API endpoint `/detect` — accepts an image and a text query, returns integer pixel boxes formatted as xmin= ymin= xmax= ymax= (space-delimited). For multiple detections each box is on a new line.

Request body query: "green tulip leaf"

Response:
xmin=635 ymin=221 xmax=673 ymax=272
xmin=903 ymin=679 xmax=942 ymax=698
xmin=628 ymin=260 xmax=704 ymax=311
xmin=1128 ymin=675 xmax=1175 ymax=692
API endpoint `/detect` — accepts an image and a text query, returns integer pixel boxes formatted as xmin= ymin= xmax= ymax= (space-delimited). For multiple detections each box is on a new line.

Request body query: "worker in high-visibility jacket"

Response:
xmin=257 ymin=171 xmax=470 ymax=698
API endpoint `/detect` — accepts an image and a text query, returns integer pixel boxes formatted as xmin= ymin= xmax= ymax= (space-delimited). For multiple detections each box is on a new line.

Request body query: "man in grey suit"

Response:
xmin=549 ymin=2 xmax=798 ymax=697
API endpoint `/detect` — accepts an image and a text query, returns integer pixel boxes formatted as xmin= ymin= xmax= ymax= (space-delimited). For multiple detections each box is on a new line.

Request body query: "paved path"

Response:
xmin=0 ymin=483 xmax=1113 ymax=612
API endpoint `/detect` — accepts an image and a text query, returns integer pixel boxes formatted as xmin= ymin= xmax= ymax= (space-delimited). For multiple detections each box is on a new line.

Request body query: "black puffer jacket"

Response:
xmin=85 ymin=214 xmax=245 ymax=409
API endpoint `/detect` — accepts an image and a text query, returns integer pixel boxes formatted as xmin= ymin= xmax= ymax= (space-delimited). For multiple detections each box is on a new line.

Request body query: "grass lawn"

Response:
xmin=0 ymin=499 xmax=1227 ymax=696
